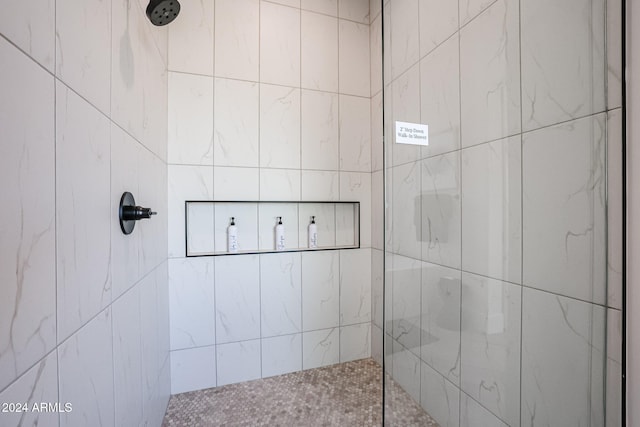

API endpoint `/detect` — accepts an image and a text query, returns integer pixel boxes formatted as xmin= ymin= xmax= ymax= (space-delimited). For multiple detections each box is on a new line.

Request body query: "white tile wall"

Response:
xmin=260 ymin=85 xmax=301 ymax=169
xmin=301 ymin=11 xmax=338 ymax=92
xmin=339 ymin=0 xmax=370 ymax=23
xmin=301 ymin=90 xmax=340 ymax=170
xmin=419 ymin=0 xmax=458 ymax=57
xmin=262 ymin=334 xmax=303 ymax=377
xmin=339 ymin=20 xmax=370 ymax=97
xmin=216 ymin=340 xmax=262 ymax=385
xmin=340 ymin=95 xmax=372 ymax=172
xmin=421 ymin=362 xmax=460 ymax=427
xmin=170 ymin=346 xmax=217 ymax=394
xmin=340 ymin=323 xmax=371 ymax=362
xmin=168 ymin=0 xmax=214 ymax=75
xmin=302 ymin=251 xmax=340 ymax=330
xmin=340 ymin=249 xmax=372 ymax=325
xmin=215 ymin=0 xmax=260 ymax=81
xmin=302 ymin=0 xmax=338 ymax=16
xmin=260 ymin=253 xmax=302 ymax=336
xmin=303 ymin=328 xmax=340 ymax=369
xmin=260 ymin=2 xmax=301 ymax=87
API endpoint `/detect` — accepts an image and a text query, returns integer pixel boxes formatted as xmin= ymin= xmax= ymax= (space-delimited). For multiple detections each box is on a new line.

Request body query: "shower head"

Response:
xmin=146 ymin=0 xmax=181 ymax=26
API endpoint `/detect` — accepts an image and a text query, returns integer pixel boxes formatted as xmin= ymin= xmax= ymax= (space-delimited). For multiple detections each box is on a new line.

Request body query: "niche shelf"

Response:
xmin=185 ymin=200 xmax=360 ymax=257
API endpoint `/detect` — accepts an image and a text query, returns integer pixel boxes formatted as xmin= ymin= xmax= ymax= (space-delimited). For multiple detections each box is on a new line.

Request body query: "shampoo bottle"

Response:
xmin=308 ymin=216 xmax=318 ymax=249
xmin=275 ymin=217 xmax=285 ymax=251
xmin=227 ymin=217 xmax=238 ymax=253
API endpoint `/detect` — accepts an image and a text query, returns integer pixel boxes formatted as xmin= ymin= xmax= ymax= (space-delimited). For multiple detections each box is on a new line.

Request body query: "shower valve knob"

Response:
xmin=119 ymin=192 xmax=157 ymax=235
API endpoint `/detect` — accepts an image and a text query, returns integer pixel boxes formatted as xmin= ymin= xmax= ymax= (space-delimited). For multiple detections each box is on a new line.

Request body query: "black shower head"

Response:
xmin=146 ymin=0 xmax=181 ymax=26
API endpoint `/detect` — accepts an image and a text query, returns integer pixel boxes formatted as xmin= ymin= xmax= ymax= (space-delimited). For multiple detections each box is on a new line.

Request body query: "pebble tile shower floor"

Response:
xmin=162 ymin=358 xmax=438 ymax=426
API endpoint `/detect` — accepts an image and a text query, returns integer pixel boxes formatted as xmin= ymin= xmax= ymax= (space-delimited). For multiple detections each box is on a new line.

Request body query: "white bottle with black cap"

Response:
xmin=275 ymin=217 xmax=285 ymax=251
xmin=227 ymin=217 xmax=238 ymax=253
xmin=308 ymin=216 xmax=318 ymax=249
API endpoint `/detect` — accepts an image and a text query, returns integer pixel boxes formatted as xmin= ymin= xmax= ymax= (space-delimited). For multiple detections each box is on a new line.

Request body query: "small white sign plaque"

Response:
xmin=395 ymin=121 xmax=429 ymax=146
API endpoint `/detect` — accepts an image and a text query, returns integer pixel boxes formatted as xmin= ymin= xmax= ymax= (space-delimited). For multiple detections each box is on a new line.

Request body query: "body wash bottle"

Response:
xmin=227 ymin=217 xmax=238 ymax=253
xmin=308 ymin=216 xmax=318 ymax=248
xmin=275 ymin=217 xmax=285 ymax=251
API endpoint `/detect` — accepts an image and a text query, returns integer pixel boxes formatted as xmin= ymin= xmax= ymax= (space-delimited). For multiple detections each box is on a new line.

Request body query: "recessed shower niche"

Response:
xmin=185 ymin=201 xmax=360 ymax=256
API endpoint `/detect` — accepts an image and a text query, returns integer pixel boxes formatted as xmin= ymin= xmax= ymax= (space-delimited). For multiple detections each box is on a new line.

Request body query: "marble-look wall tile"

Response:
xmin=340 ymin=323 xmax=371 ymax=362
xmin=606 ymin=308 xmax=622 ymax=427
xmin=391 ymin=255 xmax=421 ymax=354
xmin=371 ymin=90 xmax=384 ymax=172
xmin=0 ymin=0 xmax=54 ymax=71
xmin=301 ymin=11 xmax=339 ymax=92
xmin=268 ymin=0 xmax=300 ymax=7
xmin=371 ymin=324 xmax=383 ymax=365
xmin=170 ymin=346 xmax=217 ymax=394
xmin=169 ymin=258 xmax=215 ymax=350
xmin=58 ymin=308 xmax=114 ymax=427
xmin=260 ymin=169 xmax=302 ymax=201
xmin=140 ymin=271 xmax=162 ymax=407
xmin=111 ymin=125 xmax=141 ymax=298
xmin=460 ymin=0 xmax=520 ymax=147
xmin=260 ymin=84 xmax=301 ymax=169
xmin=421 ymin=362 xmax=460 ymax=427
xmin=0 ymin=352 xmax=58 ymax=427
xmin=0 ymin=38 xmax=56 ymax=392
xmin=301 ymin=90 xmax=339 ymax=170
xmin=214 ymin=167 xmax=260 ymax=201
xmin=419 ymin=0 xmax=458 ymax=57
xmin=186 ymin=203 xmax=215 ymax=255
xmin=370 ymin=0 xmax=382 ymax=21
xmin=389 ymin=0 xmax=419 ymax=80
xmin=56 ymin=0 xmax=111 ymax=114
xmin=262 ymin=334 xmax=303 ymax=377
xmin=607 ymin=0 xmax=622 ymax=109
xmin=335 ymin=203 xmax=358 ymax=246
xmin=214 ymin=78 xmax=259 ymax=167
xmin=460 ymin=392 xmax=509 ymax=427
xmin=339 ymin=0 xmax=370 ymax=23
xmin=339 ymin=20 xmax=370 ymax=97
xmin=340 ymin=249 xmax=372 ymax=325
xmin=371 ymin=170 xmax=384 ymax=250
xmin=168 ymin=0 xmax=214 ymax=75
xmin=393 ymin=339 xmax=421 ymax=402
xmin=523 ymin=115 xmax=606 ymax=304
xmin=215 ymin=0 xmax=260 ymax=81
xmin=156 ymin=262 xmax=171 ymax=371
xmin=215 ymin=255 xmax=260 ymax=343
xmin=521 ymin=288 xmax=606 ymax=426
xmin=521 ymin=0 xmax=605 ymax=131
xmin=460 ymin=273 xmax=521 ymax=426
xmin=260 ymin=253 xmax=302 ymax=337
xmin=421 ymin=263 xmax=461 ymax=385
xmin=303 ymin=328 xmax=339 ymax=369
xmin=607 ymin=109 xmax=623 ymax=309
xmin=372 ymin=249 xmax=384 ymax=328
xmin=302 ymin=0 xmax=338 ymax=16
xmin=56 ymin=83 xmax=111 ymax=343
xmin=459 ymin=0 xmax=495 ymax=26
xmin=340 ymin=95 xmax=372 ymax=172
xmin=217 ymin=340 xmax=261 ymax=386
xmin=421 ymin=152 xmax=461 ymax=269
xmin=461 ymin=136 xmax=521 ymax=284
xmin=260 ymin=2 xmax=300 ymax=87
xmin=370 ymin=15 xmax=383 ymax=96
xmin=168 ymin=72 xmax=214 ymax=166
xmin=391 ymin=162 xmax=421 ymax=259
xmin=168 ymin=165 xmax=213 ymax=258
xmin=391 ymin=64 xmax=422 ymax=167
xmin=420 ymin=35 xmax=461 ymax=158
xmin=301 ymin=171 xmax=339 ymax=201
xmin=113 ymin=286 xmax=143 ymax=427
xmin=214 ymin=202 xmax=258 ymax=252
xmin=302 ymin=251 xmax=340 ymax=331
xmin=138 ymin=151 xmax=168 ymax=272
xmin=340 ymin=172 xmax=372 ymax=247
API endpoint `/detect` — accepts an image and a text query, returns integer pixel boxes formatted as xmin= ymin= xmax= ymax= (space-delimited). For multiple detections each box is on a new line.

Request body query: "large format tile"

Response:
xmin=370 ymin=15 xmax=383 ymax=96
xmin=340 ymin=249 xmax=372 ymax=325
xmin=460 ymin=0 xmax=520 ymax=147
xmin=301 ymin=171 xmax=339 ymax=201
xmin=391 ymin=162 xmax=421 ymax=259
xmin=392 ymin=339 xmax=421 ymax=403
xmin=391 ymin=63 xmax=422 ymax=167
xmin=260 ymin=2 xmax=300 ymax=87
xmin=56 ymin=0 xmax=111 ymax=114
xmin=262 ymin=334 xmax=303 ymax=378
xmin=340 ymin=172 xmax=372 ymax=247
xmin=301 ymin=90 xmax=339 ymax=171
xmin=58 ymin=308 xmax=114 ymax=427
xmin=214 ymin=202 xmax=258 ymax=252
xmin=303 ymin=328 xmax=339 ymax=369
xmin=169 ymin=258 xmax=215 ymax=350
xmin=217 ymin=340 xmax=261 ymax=386
xmin=521 ymin=0 xmax=605 ymax=131
xmin=339 ymin=95 xmax=371 ymax=172
xmin=0 ymin=38 xmax=56 ymax=392
xmin=606 ymin=308 xmax=622 ymax=427
xmin=302 ymin=0 xmax=338 ymax=16
xmin=523 ymin=115 xmax=606 ymax=304
xmin=389 ymin=0 xmax=419 ymax=80
xmin=339 ymin=20 xmax=370 ymax=97
xmin=421 ymin=152 xmax=461 ymax=269
xmin=461 ymin=273 xmax=521 ymax=426
xmin=302 ymin=251 xmax=340 ymax=331
xmin=260 ymin=169 xmax=301 ymax=201
xmin=460 ymin=392 xmax=509 ymax=427
xmin=260 ymin=85 xmax=301 ymax=169
xmin=339 ymin=0 xmax=369 ymax=23
xmin=421 ymin=362 xmax=460 ymax=427
xmin=419 ymin=0 xmax=458 ymax=57
xmin=421 ymin=263 xmax=461 ymax=385
xmin=301 ymin=11 xmax=338 ymax=92
xmin=170 ymin=346 xmax=217 ymax=394
xmin=461 ymin=136 xmax=521 ymax=284
xmin=260 ymin=253 xmax=302 ymax=337
xmin=215 ymin=0 xmax=260 ymax=81
xmin=168 ymin=72 xmax=214 ymax=166
xmin=340 ymin=323 xmax=371 ymax=362
xmin=607 ymin=109 xmax=623 ymax=309
xmin=56 ymin=83 xmax=111 ymax=342
xmin=0 ymin=0 xmax=54 ymax=71
xmin=168 ymin=0 xmax=214 ymax=75
xmin=391 ymin=255 xmax=422 ymax=354
xmin=214 ymin=78 xmax=259 ymax=167
xmin=521 ymin=288 xmax=606 ymax=426
xmin=215 ymin=255 xmax=260 ymax=343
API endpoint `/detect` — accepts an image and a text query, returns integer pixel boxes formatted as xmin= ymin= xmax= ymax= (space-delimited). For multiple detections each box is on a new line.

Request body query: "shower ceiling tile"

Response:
xmin=521 ymin=0 xmax=605 ymax=132
xmin=459 ymin=0 xmax=520 ymax=148
xmin=168 ymin=0 xmax=214 ymax=75
xmin=260 ymin=253 xmax=302 ymax=337
xmin=260 ymin=2 xmax=301 ymax=87
xmin=302 ymin=251 xmax=340 ymax=331
xmin=339 ymin=20 xmax=370 ymax=97
xmin=461 ymin=136 xmax=522 ymax=284
xmin=215 ymin=0 xmax=260 ymax=81
xmin=421 ymin=263 xmax=461 ymax=385
xmin=339 ymin=95 xmax=372 ymax=172
xmin=168 ymin=72 xmax=214 ymax=166
xmin=420 ymin=361 xmax=460 ymax=427
xmin=301 ymin=90 xmax=339 ymax=171
xmin=260 ymin=84 xmax=301 ymax=169
xmin=340 ymin=249 xmax=372 ymax=325
xmin=419 ymin=0 xmax=458 ymax=57
xmin=421 ymin=152 xmax=461 ymax=269
xmin=301 ymin=11 xmax=339 ymax=93
xmin=460 ymin=272 xmax=521 ymax=427
xmin=521 ymin=288 xmax=606 ymax=426
xmin=522 ymin=114 xmax=606 ymax=305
